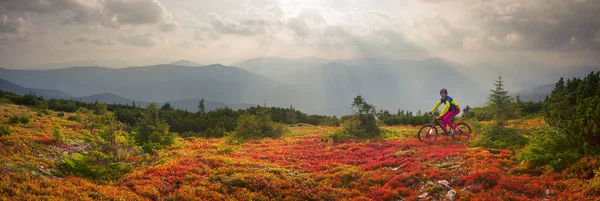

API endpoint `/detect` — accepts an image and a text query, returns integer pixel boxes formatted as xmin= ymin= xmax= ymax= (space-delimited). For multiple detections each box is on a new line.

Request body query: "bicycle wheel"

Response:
xmin=418 ymin=124 xmax=438 ymax=143
xmin=452 ymin=122 xmax=472 ymax=141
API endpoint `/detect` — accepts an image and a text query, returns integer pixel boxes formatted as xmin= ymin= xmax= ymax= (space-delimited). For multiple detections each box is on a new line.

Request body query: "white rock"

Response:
xmin=417 ymin=192 xmax=428 ymax=199
xmin=438 ymin=180 xmax=452 ymax=190
xmin=446 ymin=190 xmax=457 ymax=201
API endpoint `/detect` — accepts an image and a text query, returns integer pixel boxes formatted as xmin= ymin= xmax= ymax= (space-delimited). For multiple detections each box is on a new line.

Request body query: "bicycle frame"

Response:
xmin=428 ymin=117 xmax=456 ymax=134
xmin=419 ymin=115 xmax=471 ymax=143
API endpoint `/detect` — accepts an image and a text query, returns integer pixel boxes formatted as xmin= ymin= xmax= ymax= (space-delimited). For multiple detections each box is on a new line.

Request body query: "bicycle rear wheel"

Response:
xmin=452 ymin=122 xmax=472 ymax=141
xmin=418 ymin=124 xmax=438 ymax=143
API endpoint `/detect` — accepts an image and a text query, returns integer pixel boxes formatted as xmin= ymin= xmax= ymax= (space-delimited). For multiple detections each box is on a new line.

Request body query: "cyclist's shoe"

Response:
xmin=449 ymin=130 xmax=456 ymax=136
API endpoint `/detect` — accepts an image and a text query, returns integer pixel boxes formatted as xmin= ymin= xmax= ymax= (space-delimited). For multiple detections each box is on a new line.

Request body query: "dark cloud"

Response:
xmin=192 ymin=30 xmax=221 ymax=41
xmin=286 ymin=8 xmax=325 ymax=37
xmin=471 ymin=0 xmax=600 ymax=52
xmin=118 ymin=33 xmax=158 ymax=47
xmin=0 ymin=14 xmax=34 ymax=43
xmin=159 ymin=22 xmax=179 ymax=32
xmin=76 ymin=37 xmax=115 ymax=45
xmin=104 ymin=0 xmax=170 ymax=25
xmin=208 ymin=13 xmax=263 ymax=36
xmin=323 ymin=25 xmax=349 ymax=38
xmin=287 ymin=17 xmax=311 ymax=37
xmin=0 ymin=0 xmax=172 ymax=27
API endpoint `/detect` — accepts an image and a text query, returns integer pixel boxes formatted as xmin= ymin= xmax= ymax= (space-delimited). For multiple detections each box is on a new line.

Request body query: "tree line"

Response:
xmin=467 ymin=72 xmax=600 ymax=171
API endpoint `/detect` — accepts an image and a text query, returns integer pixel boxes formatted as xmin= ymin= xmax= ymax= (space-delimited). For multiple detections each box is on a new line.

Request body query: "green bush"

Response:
xmin=270 ymin=123 xmax=290 ymax=138
xmin=471 ymin=107 xmax=494 ymax=121
xmin=234 ymin=112 xmax=288 ymax=140
xmin=204 ymin=127 xmax=226 ymax=138
xmin=141 ymin=142 xmax=163 ymax=154
xmin=324 ymin=96 xmax=381 ymax=142
xmin=9 ymin=116 xmax=20 ymax=124
xmin=61 ymin=152 xmax=133 ymax=181
xmin=324 ymin=115 xmax=381 ymax=142
xmin=67 ymin=116 xmax=81 ymax=121
xmin=0 ymin=98 xmax=12 ymax=104
xmin=472 ymin=123 xmax=528 ymax=149
xmin=0 ymin=126 xmax=11 ymax=136
xmin=20 ymin=116 xmax=29 ymax=124
xmin=322 ymin=129 xmax=352 ymax=142
xmin=61 ymin=111 xmax=141 ymax=181
xmin=235 ymin=114 xmax=261 ymax=139
xmin=9 ymin=116 xmax=29 ymax=124
xmin=180 ymin=131 xmax=201 ymax=138
xmin=518 ymin=127 xmax=581 ymax=171
xmin=57 ymin=112 xmax=65 ymax=117
xmin=53 ymin=124 xmax=65 ymax=143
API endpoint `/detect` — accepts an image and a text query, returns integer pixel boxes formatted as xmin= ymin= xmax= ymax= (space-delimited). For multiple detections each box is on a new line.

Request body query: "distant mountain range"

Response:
xmin=1 ymin=58 xmax=598 ymax=115
xmin=0 ymin=78 xmax=254 ymax=112
xmin=0 ymin=78 xmax=73 ymax=98
xmin=0 ymin=64 xmax=293 ymax=105
xmin=514 ymin=84 xmax=555 ymax=102
xmin=234 ymin=57 xmax=490 ymax=113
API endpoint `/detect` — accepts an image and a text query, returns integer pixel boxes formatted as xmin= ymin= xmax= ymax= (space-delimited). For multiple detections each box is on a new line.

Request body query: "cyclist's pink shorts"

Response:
xmin=442 ymin=107 xmax=461 ymax=130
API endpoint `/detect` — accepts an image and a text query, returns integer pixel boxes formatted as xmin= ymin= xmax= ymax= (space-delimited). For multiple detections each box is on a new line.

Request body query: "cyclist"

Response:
xmin=428 ymin=88 xmax=460 ymax=135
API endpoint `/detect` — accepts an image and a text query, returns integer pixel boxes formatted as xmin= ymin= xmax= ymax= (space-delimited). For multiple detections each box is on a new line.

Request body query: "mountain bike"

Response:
xmin=417 ymin=115 xmax=471 ymax=143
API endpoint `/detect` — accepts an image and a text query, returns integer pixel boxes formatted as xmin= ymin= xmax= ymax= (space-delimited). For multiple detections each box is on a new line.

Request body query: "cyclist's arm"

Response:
xmin=439 ymin=100 xmax=451 ymax=116
xmin=430 ymin=100 xmax=442 ymax=113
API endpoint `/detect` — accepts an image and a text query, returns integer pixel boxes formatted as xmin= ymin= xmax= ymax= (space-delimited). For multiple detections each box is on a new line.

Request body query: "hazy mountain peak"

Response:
xmin=170 ymin=60 xmax=202 ymax=67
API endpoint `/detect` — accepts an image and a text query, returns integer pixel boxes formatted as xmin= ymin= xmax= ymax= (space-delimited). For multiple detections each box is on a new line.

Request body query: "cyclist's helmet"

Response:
xmin=440 ymin=88 xmax=448 ymax=94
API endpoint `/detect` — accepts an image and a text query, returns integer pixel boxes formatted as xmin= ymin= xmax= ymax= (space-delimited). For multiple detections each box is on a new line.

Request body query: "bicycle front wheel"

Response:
xmin=418 ymin=124 xmax=438 ymax=143
xmin=452 ymin=122 xmax=472 ymax=141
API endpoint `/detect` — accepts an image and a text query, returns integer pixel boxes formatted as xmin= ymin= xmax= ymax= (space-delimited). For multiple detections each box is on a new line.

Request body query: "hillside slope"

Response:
xmin=0 ymin=104 xmax=597 ymax=200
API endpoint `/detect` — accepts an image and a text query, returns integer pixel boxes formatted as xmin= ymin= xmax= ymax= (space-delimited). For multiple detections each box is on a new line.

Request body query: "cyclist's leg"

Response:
xmin=450 ymin=107 xmax=461 ymax=130
xmin=441 ymin=112 xmax=452 ymax=131
xmin=443 ymin=108 xmax=460 ymax=132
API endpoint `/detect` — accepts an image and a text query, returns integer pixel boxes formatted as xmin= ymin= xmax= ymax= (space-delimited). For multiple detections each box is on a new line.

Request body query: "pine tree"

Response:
xmin=514 ymin=94 xmax=523 ymax=118
xmin=348 ymin=95 xmax=380 ymax=138
xmin=198 ymin=99 xmax=205 ymax=114
xmin=136 ymin=103 xmax=175 ymax=152
xmin=462 ymin=105 xmax=473 ymax=119
xmin=161 ymin=103 xmax=173 ymax=110
xmin=286 ymin=105 xmax=298 ymax=124
xmin=488 ymin=75 xmax=513 ymax=123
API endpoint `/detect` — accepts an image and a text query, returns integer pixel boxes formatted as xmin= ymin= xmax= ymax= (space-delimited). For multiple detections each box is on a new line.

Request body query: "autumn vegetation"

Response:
xmin=0 ymin=72 xmax=599 ymax=200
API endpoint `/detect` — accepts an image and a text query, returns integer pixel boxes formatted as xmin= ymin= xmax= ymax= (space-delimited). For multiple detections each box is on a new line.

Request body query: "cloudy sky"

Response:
xmin=0 ymin=0 xmax=599 ymax=69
